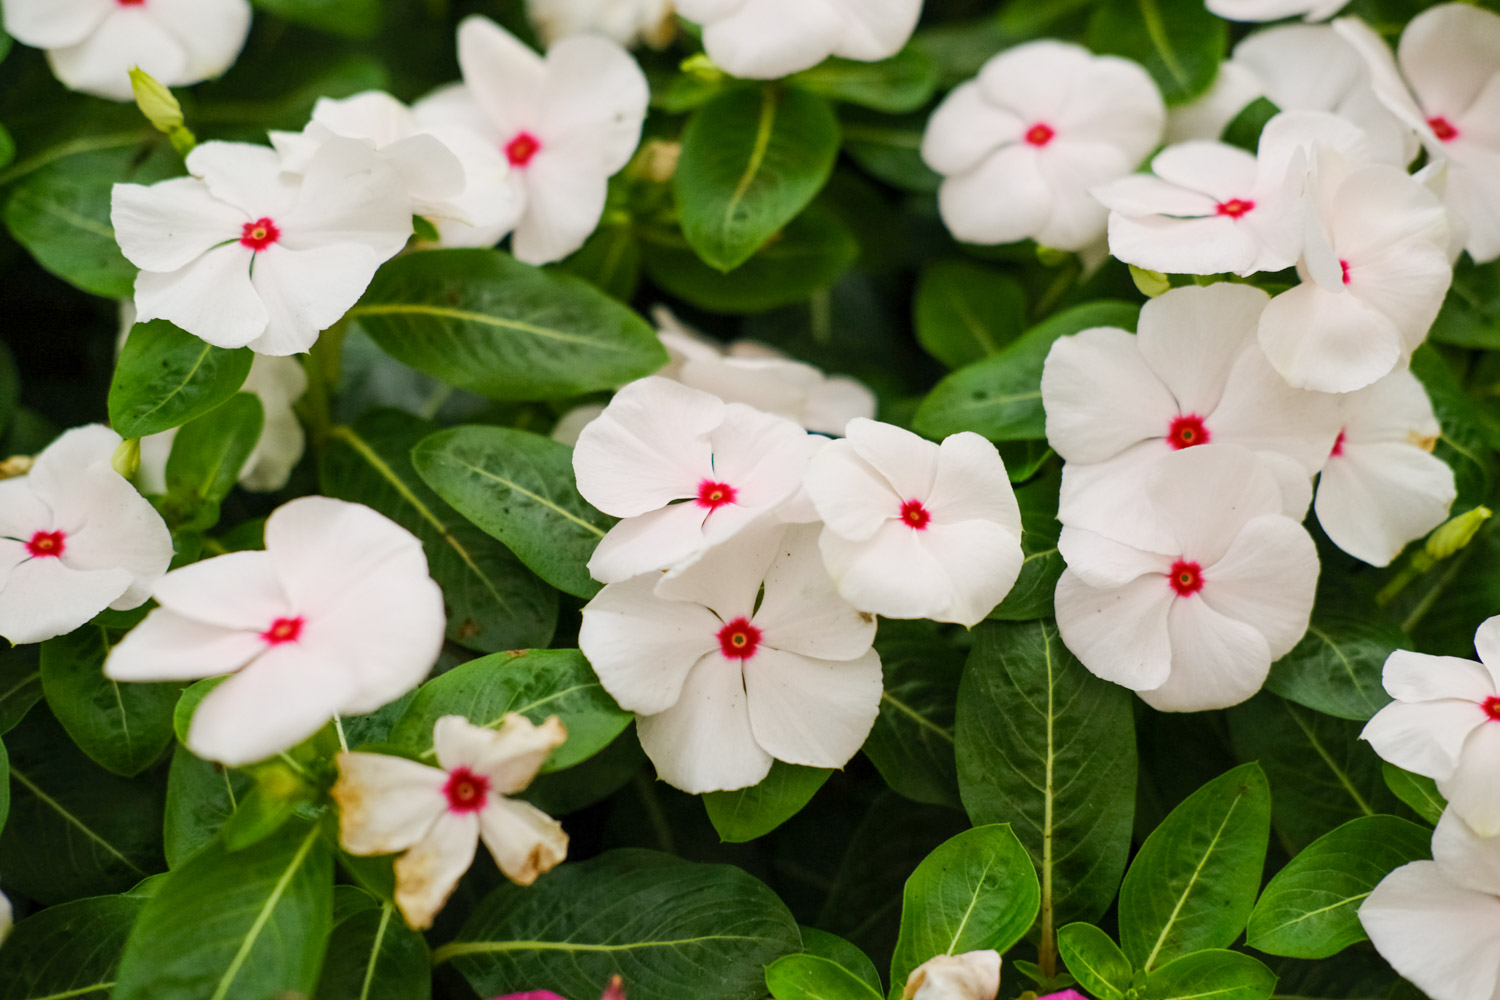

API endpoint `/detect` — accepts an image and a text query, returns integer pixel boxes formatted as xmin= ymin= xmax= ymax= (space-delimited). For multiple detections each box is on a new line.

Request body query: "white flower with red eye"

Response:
xmin=0 ymin=0 xmax=251 ymax=102
xmin=1361 ymin=808 xmax=1500 ymax=1000
xmin=411 ymin=15 xmax=647 ymax=264
xmin=104 ymin=496 xmax=446 ymax=766
xmin=1336 ymin=5 xmax=1500 ymax=263
xmin=1054 ymin=445 xmax=1319 ymax=713
xmin=579 ymin=521 xmax=882 ymax=794
xmin=802 ymin=419 xmax=1023 ymax=628
xmin=527 ymin=0 xmax=676 ymax=49
xmin=269 ymin=91 xmax=517 ymax=244
xmin=572 ymin=376 xmax=818 ymax=584
xmin=1205 ymin=0 xmax=1348 ymax=22
xmin=1313 ymin=369 xmax=1456 ymax=567
xmin=111 ymin=139 xmax=412 ymax=357
xmin=1042 ymin=283 xmax=1341 ymax=556
xmin=334 ymin=714 xmax=569 ymax=931
xmin=902 ymin=950 xmax=1002 ymax=1000
xmin=0 ymin=424 xmax=172 ymax=646
xmin=1362 ymin=618 xmax=1500 ymax=836
xmin=673 ymin=0 xmax=922 ymax=80
xmin=921 ymin=41 xmax=1165 ymax=253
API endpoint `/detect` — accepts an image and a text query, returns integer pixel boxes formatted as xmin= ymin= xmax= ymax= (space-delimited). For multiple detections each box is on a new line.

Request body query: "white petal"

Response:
xmin=0 ymin=557 xmax=131 ymax=645
xmin=653 ymin=517 xmax=783 ymax=620
xmin=443 ymin=713 xmax=567 ymax=795
xmin=1030 ymin=141 xmax=1122 ymax=252
xmin=1362 ymin=699 xmax=1484 ymax=781
xmin=705 ymin=404 xmax=815 ymax=508
xmin=539 ymin=34 xmax=649 ymax=173
xmin=1440 ymin=723 xmax=1500 ymax=838
xmin=754 ymin=523 xmax=876 ymax=659
xmin=1165 ymin=62 xmax=1262 ymax=144
xmin=1054 ymin=570 xmax=1175 ymax=692
xmin=804 ymin=439 xmax=901 ymax=542
xmin=1139 ymin=594 xmax=1272 ymax=713
xmin=1478 ymin=618 xmax=1500 ymax=686
xmin=819 ymin=521 xmax=952 ymax=622
xmin=282 ymin=138 xmax=413 ymax=259
xmin=929 ymin=432 xmax=1022 ymax=531
xmin=1398 ymin=3 xmax=1500 ymax=124
xmin=111 ymin=178 xmax=246 ymax=273
xmin=1139 ymin=283 xmax=1268 ymax=418
xmin=832 ymin=0 xmax=922 ymax=62
xmin=394 ymin=812 xmax=480 ymax=930
xmin=478 ymin=797 xmax=569 ymax=886
xmin=1144 ymin=444 xmax=1285 ymax=566
xmin=511 ymin=146 xmax=609 ymax=265
xmin=333 ymin=752 xmax=447 ymax=855
xmin=152 ymin=550 xmax=291 ymax=630
xmin=579 ymin=575 xmax=722 ymax=716
xmin=185 ymin=142 xmax=296 ymax=217
xmin=1257 ymin=282 xmax=1404 ymax=394
xmin=1041 ymin=327 xmax=1178 ymax=465
xmin=249 ymin=242 xmax=383 ymax=356
xmin=1 ymin=0 xmax=110 ymax=48
xmin=1360 ymin=861 xmax=1500 ymax=1000
xmin=1208 ymin=344 xmax=1344 ymax=476
xmin=1057 ymin=443 xmax=1187 ymax=555
xmin=573 ymin=377 xmax=720 ymax=517
xmin=905 ymin=951 xmax=1003 ymax=1000
xmin=839 ymin=419 xmax=937 ymax=505
xmin=144 ymin=0 xmax=251 ymax=81
xmin=698 ymin=0 xmax=843 ymax=80
xmin=1432 ymin=808 xmax=1500 ymax=899
xmin=104 ymin=607 xmax=266 ymax=681
xmin=937 ymin=146 xmax=1052 ymax=247
xmin=917 ymin=519 xmax=1027 ymax=627
xmin=1199 ymin=514 xmax=1319 ymax=659
xmin=921 ymin=81 xmax=1024 ymax=177
xmin=745 ymin=647 xmax=882 ymax=769
xmin=134 ymin=243 xmax=267 ymax=350
xmin=456 ymin=15 xmax=546 ymax=140
xmin=1383 ymin=649 xmax=1498 ymax=705
xmin=586 ymin=503 xmax=722 ymax=585
xmin=1315 ymin=443 xmax=1456 ymax=567
xmin=1058 ymin=523 xmax=1175 ymax=590
xmin=1106 ymin=212 xmax=1259 ymax=277
xmin=263 ymin=496 xmax=430 ymax=620
xmin=47 ymin=8 xmax=187 ymax=101
xmin=636 ymin=660 xmax=773 ymax=794
xmin=45 ymin=464 xmax=170 ymax=610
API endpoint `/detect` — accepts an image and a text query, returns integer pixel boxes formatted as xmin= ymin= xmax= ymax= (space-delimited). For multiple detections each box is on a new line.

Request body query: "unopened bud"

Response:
xmin=634 ymin=140 xmax=681 ymax=184
xmin=112 ymin=438 xmax=141 ymax=480
xmin=601 ymin=976 xmax=627 ymax=1000
xmin=1425 ymin=506 xmax=1491 ymax=562
xmin=1130 ymin=265 xmax=1172 ymax=298
xmin=130 ymin=67 xmax=197 ymax=157
xmin=1036 ymin=246 xmax=1071 ymax=267
xmin=681 ymin=53 xmax=724 ymax=83
xmin=0 ymin=455 xmax=33 ymax=480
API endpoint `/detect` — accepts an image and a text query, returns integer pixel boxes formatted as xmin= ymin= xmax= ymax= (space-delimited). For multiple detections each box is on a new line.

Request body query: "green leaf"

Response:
xmin=40 ymin=620 xmax=179 ymax=777
xmin=0 ymin=891 xmax=147 ymax=1000
xmin=1247 ymin=815 xmax=1431 ymax=959
xmin=957 ymin=621 xmax=1137 ymax=936
xmin=0 ymin=341 xmax=18 ymax=440
xmin=677 ymin=85 xmax=840 ymax=271
xmin=322 ymin=411 xmax=559 ymax=653
xmin=412 ymin=424 xmax=615 ymax=599
xmin=0 ymin=645 xmax=42 ymax=735
xmin=1382 ymin=764 xmax=1445 ymax=825
xmin=1118 ymin=762 xmax=1271 ymax=970
xmin=388 ymin=648 xmax=630 ymax=773
xmin=0 ymin=737 xmax=7 ymax=838
xmin=113 ymin=818 xmax=334 ymax=1000
xmin=800 ymin=927 xmax=884 ymax=995
xmin=1411 ymin=345 xmax=1495 ymax=508
xmin=889 ymin=824 xmax=1041 ymax=996
xmin=1430 ymin=257 xmax=1500 ymax=350
xmin=914 ymin=301 xmax=1140 ymax=442
xmin=315 ymin=894 xmax=431 ymax=1000
xmin=1057 ymin=923 xmax=1132 ymax=1000
xmin=109 ymin=321 xmax=255 ymax=439
xmin=438 ymin=849 xmax=802 ymax=1000
xmin=705 ymin=761 xmax=833 ymax=843
xmin=251 ymin=0 xmax=381 ymax=37
xmin=988 ymin=470 xmax=1064 ymax=621
xmin=0 ymin=122 xmax=12 ymax=172
xmin=914 ymin=261 xmax=1027 ymax=369
xmin=558 ymin=221 xmax=642 ymax=302
xmin=767 ymin=955 xmax=884 ymax=1000
xmin=842 ymin=111 xmax=940 ymax=193
xmin=161 ymin=392 xmax=265 ymax=529
xmin=352 ymin=248 xmax=667 ymax=401
xmin=1086 ymin=0 xmax=1227 ymax=106
xmin=163 ymin=744 xmax=254 ymax=868
xmin=1264 ymin=616 xmax=1401 ymax=722
xmin=791 ymin=47 xmax=940 ymax=113
xmin=863 ymin=622 xmax=963 ymax=809
xmin=1143 ymin=950 xmax=1278 ymax=1000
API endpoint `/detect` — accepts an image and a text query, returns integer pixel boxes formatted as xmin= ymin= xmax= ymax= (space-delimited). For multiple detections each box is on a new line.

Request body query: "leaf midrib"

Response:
xmin=1142 ymin=790 xmax=1247 ymax=969
xmin=9 ymin=765 xmax=146 ymax=876
xmin=349 ymin=304 xmax=624 ymax=352
xmin=206 ymin=823 xmax=322 ymax=1000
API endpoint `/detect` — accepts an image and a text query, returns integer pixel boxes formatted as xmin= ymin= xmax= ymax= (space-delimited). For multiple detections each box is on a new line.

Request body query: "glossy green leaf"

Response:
xmin=1057 ymin=923 xmax=1132 ymax=1000
xmin=801 ymin=927 xmax=884 ymax=995
xmin=0 ymin=891 xmax=147 ymax=1000
xmin=1087 ymin=0 xmax=1227 ymax=106
xmin=1430 ymin=257 xmax=1500 ymax=350
xmin=988 ymin=469 xmax=1064 ymax=621
xmin=109 ymin=321 xmax=255 ymax=439
xmin=1411 ymin=345 xmax=1495 ymax=509
xmin=0 ymin=645 xmax=42 ymax=735
xmin=842 ymin=110 xmax=940 ymax=193
xmin=163 ymin=744 xmax=253 ymax=868
xmin=1143 ymin=950 xmax=1277 ymax=1000
xmin=1264 ymin=616 xmax=1401 ymax=722
xmin=705 ymin=761 xmax=833 ymax=843
xmin=315 ymin=894 xmax=431 ymax=1000
xmin=914 ymin=261 xmax=1027 ymax=369
xmin=160 ymin=392 xmax=264 ymax=529
xmin=1382 ymin=764 xmax=1445 ymax=825
xmin=863 ymin=622 xmax=963 ymax=809
xmin=791 ymin=47 xmax=940 ymax=113
xmin=767 ymin=954 xmax=884 ymax=1000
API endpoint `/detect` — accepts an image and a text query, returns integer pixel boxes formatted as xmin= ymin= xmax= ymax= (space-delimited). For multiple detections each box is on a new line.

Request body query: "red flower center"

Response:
xmin=506 ymin=132 xmax=542 ymax=167
xmin=1216 ymin=198 xmax=1255 ymax=219
xmin=1428 ymin=116 xmax=1459 ymax=142
xmin=1168 ymin=560 xmax=1205 ymax=597
xmin=444 ymin=767 xmax=490 ymax=813
xmin=900 ymin=499 xmax=931 ymax=530
xmin=717 ymin=617 xmax=762 ymax=660
xmin=696 ymin=480 xmax=737 ymax=510
xmin=1330 ymin=429 xmax=1347 ymax=458
xmin=240 ymin=217 xmax=280 ymax=252
xmin=1167 ymin=414 xmax=1210 ymax=450
xmin=1340 ymin=259 xmax=1352 ymax=285
xmin=261 ymin=616 xmax=304 ymax=645
xmin=1483 ymin=696 xmax=1500 ymax=721
xmin=1025 ymin=123 xmax=1056 ymax=147
xmin=26 ymin=530 xmax=66 ymax=558
xmin=117 ymin=0 xmax=146 ymax=6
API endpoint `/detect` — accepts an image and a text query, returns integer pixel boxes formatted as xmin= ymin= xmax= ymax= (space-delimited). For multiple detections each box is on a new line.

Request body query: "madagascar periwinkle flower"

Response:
xmin=675 ymin=0 xmax=922 ymax=80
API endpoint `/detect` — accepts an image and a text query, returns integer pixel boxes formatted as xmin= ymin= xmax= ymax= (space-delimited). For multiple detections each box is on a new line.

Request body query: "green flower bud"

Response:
xmin=1425 ymin=506 xmax=1492 ymax=562
xmin=1130 ymin=265 xmax=1172 ymax=298
xmin=112 ymin=437 xmax=141 ymax=480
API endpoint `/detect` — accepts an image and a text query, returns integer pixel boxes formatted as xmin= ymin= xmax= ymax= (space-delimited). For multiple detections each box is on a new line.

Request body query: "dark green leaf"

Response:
xmin=801 ymin=927 xmax=884 ymax=995
xmin=163 ymin=744 xmax=254 ymax=868
xmin=1410 ymin=345 xmax=1495 ymax=508
xmin=841 ymin=111 xmax=940 ymax=193
xmin=1057 ymin=923 xmax=1132 ymax=1000
xmin=988 ymin=470 xmax=1063 ymax=621
xmin=1381 ymin=764 xmax=1445 ymax=826
xmin=251 ymin=0 xmax=381 ymax=37
xmin=1430 ymin=257 xmax=1500 ymax=350
xmin=0 ymin=342 xmax=17 ymax=440
xmin=791 ymin=48 xmax=940 ymax=113
xmin=109 ymin=321 xmax=255 ymax=439
xmin=558 ymin=221 xmax=642 ymax=302
xmin=914 ymin=261 xmax=1027 ymax=369
xmin=863 ymin=623 xmax=963 ymax=809
xmin=1087 ymin=0 xmax=1227 ymax=106
xmin=1265 ymin=616 xmax=1401 ymax=722
xmin=0 ymin=891 xmax=146 ymax=1000
xmin=0 ymin=644 xmax=43 ymax=735
xmin=1143 ymin=950 xmax=1277 ymax=1000
xmin=705 ymin=761 xmax=833 ymax=843
xmin=162 ymin=392 xmax=264 ymax=529
xmin=767 ymin=955 xmax=883 ymax=1000
xmin=315 ymin=894 xmax=431 ymax=1000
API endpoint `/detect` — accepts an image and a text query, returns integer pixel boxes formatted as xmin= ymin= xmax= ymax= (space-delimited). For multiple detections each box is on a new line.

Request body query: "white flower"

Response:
xmin=412 ymin=16 xmax=648 ymax=264
xmin=573 ymin=377 xmax=818 ymax=583
xmin=334 ymin=714 xmax=568 ymax=930
xmin=0 ymin=425 xmax=172 ymax=645
xmin=675 ymin=0 xmax=921 ymax=80
xmin=902 ymin=951 xmax=1002 ymax=1000
xmin=1314 ymin=370 xmax=1455 ymax=567
xmin=1336 ymin=5 xmax=1500 ymax=262
xmin=104 ymin=496 xmax=446 ymax=766
xmin=1206 ymin=0 xmax=1349 ymax=22
xmin=0 ymin=0 xmax=251 ymax=102
xmin=580 ymin=521 xmax=882 ymax=793
xmin=528 ymin=0 xmax=676 ymax=48
xmin=1043 ymin=283 xmax=1341 ymax=555
xmin=1164 ymin=61 xmax=1264 ymax=145
xmin=1055 ymin=445 xmax=1319 ymax=713
xmin=1361 ymin=809 xmax=1500 ymax=1000
xmin=270 ymin=91 xmax=517 ymax=243
xmin=1257 ymin=148 xmax=1451 ymax=393
xmin=803 ymin=419 xmax=1023 ymax=628
xmin=921 ymin=41 xmax=1165 ymax=253
xmin=1362 ymin=618 xmax=1500 ymax=836
xmin=112 ymin=139 xmax=412 ymax=357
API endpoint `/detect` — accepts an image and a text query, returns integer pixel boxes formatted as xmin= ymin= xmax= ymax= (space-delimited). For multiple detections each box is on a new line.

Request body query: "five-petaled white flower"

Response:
xmin=527 ymin=0 xmax=676 ymax=49
xmin=902 ymin=950 xmax=1003 ymax=1000
xmin=675 ymin=0 xmax=922 ymax=80
xmin=804 ymin=418 xmax=1024 ymax=628
xmin=105 ymin=496 xmax=446 ymax=767
xmin=573 ymin=376 xmax=818 ymax=583
xmin=112 ymin=139 xmax=412 ymax=356
xmin=1055 ymin=445 xmax=1319 ymax=713
xmin=0 ymin=0 xmax=251 ymax=101
xmin=412 ymin=16 xmax=648 ymax=264
xmin=0 ymin=424 xmax=172 ymax=645
xmin=579 ymin=522 xmax=882 ymax=794
xmin=1361 ymin=808 xmax=1500 ymax=1000
xmin=922 ymin=41 xmax=1165 ymax=253
xmin=334 ymin=714 xmax=569 ymax=930
xmin=1314 ymin=369 xmax=1455 ymax=567
xmin=1206 ymin=0 xmax=1349 ymax=22
xmin=1362 ymin=616 xmax=1500 ymax=836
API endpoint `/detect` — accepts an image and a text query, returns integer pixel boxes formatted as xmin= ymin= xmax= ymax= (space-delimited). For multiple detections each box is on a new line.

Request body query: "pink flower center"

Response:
xmin=1331 ymin=429 xmax=1347 ymax=458
xmin=1483 ymin=696 xmax=1500 ymax=722
xmin=444 ymin=767 xmax=490 ymax=813
xmin=900 ymin=499 xmax=931 ymax=530
xmin=717 ymin=617 xmax=762 ymax=660
xmin=506 ymin=132 xmax=542 ymax=167
xmin=117 ymin=0 xmax=146 ymax=5
xmin=1340 ymin=259 xmax=1352 ymax=285
xmin=1025 ymin=123 xmax=1056 ymax=147
xmin=1167 ymin=414 xmax=1210 ymax=450
xmin=261 ymin=616 xmax=304 ymax=645
xmin=1168 ymin=560 xmax=1205 ymax=597
xmin=1216 ymin=198 xmax=1255 ymax=219
xmin=240 ymin=217 xmax=280 ymax=252
xmin=26 ymin=530 xmax=66 ymax=558
xmin=1428 ymin=116 xmax=1459 ymax=142
xmin=696 ymin=480 xmax=737 ymax=510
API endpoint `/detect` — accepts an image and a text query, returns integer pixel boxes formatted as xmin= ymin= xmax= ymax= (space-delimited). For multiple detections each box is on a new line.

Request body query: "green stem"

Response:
xmin=300 ymin=317 xmax=350 ymax=448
